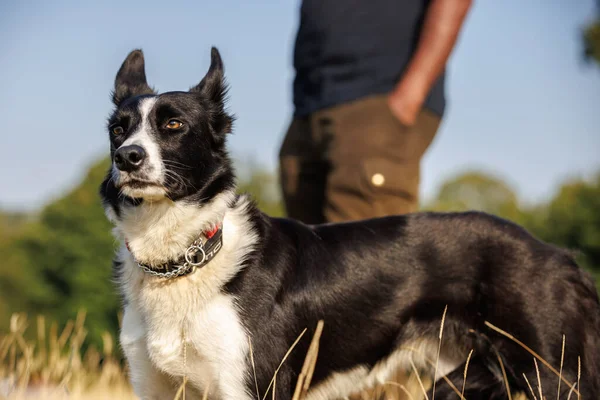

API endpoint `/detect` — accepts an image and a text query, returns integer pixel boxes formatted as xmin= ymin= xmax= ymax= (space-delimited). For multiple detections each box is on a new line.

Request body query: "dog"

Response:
xmin=100 ymin=47 xmax=600 ymax=400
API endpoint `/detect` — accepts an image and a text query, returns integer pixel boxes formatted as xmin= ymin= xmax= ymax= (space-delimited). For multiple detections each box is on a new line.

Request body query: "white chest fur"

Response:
xmin=121 ymin=287 xmax=251 ymax=399
xmin=115 ymin=194 xmax=257 ymax=400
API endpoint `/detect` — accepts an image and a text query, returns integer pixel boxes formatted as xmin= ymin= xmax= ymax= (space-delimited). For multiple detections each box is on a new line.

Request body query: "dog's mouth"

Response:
xmin=118 ymin=179 xmax=162 ymax=189
xmin=116 ymin=177 xmax=167 ymax=199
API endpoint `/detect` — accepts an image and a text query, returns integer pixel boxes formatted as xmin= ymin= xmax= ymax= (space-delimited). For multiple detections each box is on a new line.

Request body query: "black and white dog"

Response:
xmin=101 ymin=48 xmax=600 ymax=400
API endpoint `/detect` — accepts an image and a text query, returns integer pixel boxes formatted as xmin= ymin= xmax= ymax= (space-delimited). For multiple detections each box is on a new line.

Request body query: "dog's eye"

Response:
xmin=111 ymin=126 xmax=124 ymax=135
xmin=166 ymin=120 xmax=184 ymax=130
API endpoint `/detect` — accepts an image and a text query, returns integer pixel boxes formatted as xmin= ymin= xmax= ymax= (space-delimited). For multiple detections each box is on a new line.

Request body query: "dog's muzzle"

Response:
xmin=114 ymin=145 xmax=146 ymax=172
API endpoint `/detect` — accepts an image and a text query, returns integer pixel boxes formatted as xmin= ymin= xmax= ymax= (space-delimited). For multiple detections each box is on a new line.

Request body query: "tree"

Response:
xmin=2 ymin=158 xmax=598 ymax=346
xmin=236 ymin=168 xmax=285 ymax=217
xmin=423 ymin=170 xmax=523 ymax=222
xmin=425 ymin=170 xmax=600 ymax=287
xmin=0 ymin=159 xmax=118 ymax=345
xmin=583 ymin=1 xmax=600 ymax=64
xmin=525 ymin=174 xmax=600 ymax=280
xmin=0 ymin=157 xmax=286 ymax=346
xmin=234 ymin=156 xmax=285 ymax=217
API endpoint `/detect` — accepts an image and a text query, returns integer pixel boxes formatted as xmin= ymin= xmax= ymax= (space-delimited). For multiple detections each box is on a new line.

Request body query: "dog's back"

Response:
xmin=400 ymin=212 xmax=600 ymax=398
xmin=230 ymin=210 xmax=600 ymax=399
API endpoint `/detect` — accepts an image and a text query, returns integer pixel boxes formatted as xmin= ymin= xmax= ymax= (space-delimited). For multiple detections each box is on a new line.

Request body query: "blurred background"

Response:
xmin=1 ymin=0 xmax=599 ymax=398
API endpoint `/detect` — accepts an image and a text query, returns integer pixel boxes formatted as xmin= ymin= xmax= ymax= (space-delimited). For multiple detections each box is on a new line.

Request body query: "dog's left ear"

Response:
xmin=190 ymin=47 xmax=233 ymax=135
xmin=112 ymin=49 xmax=155 ymax=106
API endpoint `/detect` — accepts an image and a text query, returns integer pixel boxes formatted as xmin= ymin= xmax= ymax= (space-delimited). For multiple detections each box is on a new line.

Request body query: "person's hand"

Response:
xmin=387 ymin=82 xmax=426 ymax=126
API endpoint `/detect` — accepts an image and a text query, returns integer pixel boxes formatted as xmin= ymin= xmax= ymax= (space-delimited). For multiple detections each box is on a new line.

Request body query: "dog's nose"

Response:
xmin=114 ymin=145 xmax=147 ymax=172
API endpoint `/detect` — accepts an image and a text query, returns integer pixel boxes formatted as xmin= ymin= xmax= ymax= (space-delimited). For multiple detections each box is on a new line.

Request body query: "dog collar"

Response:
xmin=125 ymin=225 xmax=223 ymax=279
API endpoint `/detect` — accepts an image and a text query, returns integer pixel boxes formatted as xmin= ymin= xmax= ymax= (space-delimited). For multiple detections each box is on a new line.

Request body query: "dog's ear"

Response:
xmin=190 ymin=47 xmax=226 ymax=102
xmin=112 ymin=49 xmax=155 ymax=106
xmin=190 ymin=47 xmax=233 ymax=135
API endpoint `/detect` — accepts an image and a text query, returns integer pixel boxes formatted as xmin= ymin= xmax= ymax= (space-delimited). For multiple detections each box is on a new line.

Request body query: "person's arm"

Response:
xmin=388 ymin=0 xmax=473 ymax=125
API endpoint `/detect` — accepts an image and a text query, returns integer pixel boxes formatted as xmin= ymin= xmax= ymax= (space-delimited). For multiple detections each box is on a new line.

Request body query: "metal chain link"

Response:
xmin=137 ymin=262 xmax=195 ymax=279
xmin=136 ymin=238 xmax=205 ymax=279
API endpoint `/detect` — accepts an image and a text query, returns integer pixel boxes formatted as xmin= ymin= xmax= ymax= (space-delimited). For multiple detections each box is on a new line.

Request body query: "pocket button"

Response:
xmin=371 ymin=173 xmax=385 ymax=187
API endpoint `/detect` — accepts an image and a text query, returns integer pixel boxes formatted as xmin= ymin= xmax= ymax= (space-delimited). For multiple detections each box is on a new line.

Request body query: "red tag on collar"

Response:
xmin=205 ymin=225 xmax=220 ymax=239
xmin=125 ymin=224 xmax=220 ymax=252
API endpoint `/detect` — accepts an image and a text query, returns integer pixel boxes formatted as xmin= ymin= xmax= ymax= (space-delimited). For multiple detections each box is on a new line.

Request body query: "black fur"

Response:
xmin=227 ymin=212 xmax=600 ymax=399
xmin=112 ymin=49 xmax=156 ymax=106
xmin=101 ymin=47 xmax=600 ymax=399
xmin=101 ymin=47 xmax=235 ymax=213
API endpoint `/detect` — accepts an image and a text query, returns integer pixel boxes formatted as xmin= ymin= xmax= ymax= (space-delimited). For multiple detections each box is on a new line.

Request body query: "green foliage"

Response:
xmin=0 ymin=159 xmax=117 ymax=346
xmin=0 ymin=158 xmax=286 ymax=347
xmin=584 ymin=19 xmax=600 ymax=64
xmin=236 ymin=166 xmax=285 ymax=217
xmin=424 ymin=171 xmax=523 ymax=222
xmin=424 ymin=170 xmax=600 ymax=286
xmin=525 ymin=175 xmax=600 ymax=280
xmin=0 ymin=212 xmax=30 ymax=241
xmin=1 ymin=159 xmax=598 ymax=348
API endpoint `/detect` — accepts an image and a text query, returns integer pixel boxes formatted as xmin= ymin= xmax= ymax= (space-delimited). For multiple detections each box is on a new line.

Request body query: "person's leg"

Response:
xmin=317 ymin=94 xmax=441 ymax=223
xmin=278 ymin=117 xmax=328 ymax=224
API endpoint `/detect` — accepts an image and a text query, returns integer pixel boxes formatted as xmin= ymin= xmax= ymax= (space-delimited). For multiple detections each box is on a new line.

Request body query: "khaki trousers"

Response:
xmin=279 ymin=94 xmax=441 ymax=223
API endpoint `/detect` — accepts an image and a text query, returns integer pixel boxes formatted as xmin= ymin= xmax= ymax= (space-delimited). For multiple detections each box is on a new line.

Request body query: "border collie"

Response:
xmin=100 ymin=47 xmax=600 ymax=400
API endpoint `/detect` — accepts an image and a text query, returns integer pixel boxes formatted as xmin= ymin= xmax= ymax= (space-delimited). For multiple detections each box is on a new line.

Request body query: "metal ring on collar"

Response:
xmin=185 ymin=245 xmax=206 ymax=266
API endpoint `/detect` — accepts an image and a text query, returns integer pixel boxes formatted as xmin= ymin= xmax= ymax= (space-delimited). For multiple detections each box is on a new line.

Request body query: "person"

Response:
xmin=279 ymin=0 xmax=473 ymax=224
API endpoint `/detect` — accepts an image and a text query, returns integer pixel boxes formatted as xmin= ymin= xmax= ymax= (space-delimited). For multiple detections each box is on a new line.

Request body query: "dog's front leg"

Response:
xmin=120 ymin=306 xmax=178 ymax=400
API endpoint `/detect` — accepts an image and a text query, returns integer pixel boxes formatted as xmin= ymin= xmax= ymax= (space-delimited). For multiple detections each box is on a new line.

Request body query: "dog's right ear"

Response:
xmin=190 ymin=47 xmax=233 ymax=136
xmin=112 ymin=49 xmax=155 ymax=106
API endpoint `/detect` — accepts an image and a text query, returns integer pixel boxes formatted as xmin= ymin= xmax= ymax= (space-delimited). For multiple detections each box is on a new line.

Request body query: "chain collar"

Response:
xmin=126 ymin=226 xmax=223 ymax=279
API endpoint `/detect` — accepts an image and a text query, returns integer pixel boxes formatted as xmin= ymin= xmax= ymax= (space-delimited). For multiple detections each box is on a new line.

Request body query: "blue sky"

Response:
xmin=1 ymin=0 xmax=599 ymax=211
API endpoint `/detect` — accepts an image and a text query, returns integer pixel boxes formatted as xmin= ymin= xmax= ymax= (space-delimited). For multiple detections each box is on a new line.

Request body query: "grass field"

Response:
xmin=0 ymin=311 xmax=577 ymax=400
xmin=0 ymin=312 xmax=425 ymax=400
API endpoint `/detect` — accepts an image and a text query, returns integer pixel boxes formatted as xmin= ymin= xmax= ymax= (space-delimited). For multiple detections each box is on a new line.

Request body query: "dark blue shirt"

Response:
xmin=293 ymin=0 xmax=446 ymax=117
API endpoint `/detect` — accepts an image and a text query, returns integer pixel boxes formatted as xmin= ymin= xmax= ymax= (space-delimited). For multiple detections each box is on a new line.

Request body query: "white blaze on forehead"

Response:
xmin=117 ymin=96 xmax=163 ymax=183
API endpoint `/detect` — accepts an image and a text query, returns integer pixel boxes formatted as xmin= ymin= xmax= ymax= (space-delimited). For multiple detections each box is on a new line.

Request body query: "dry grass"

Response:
xmin=0 ymin=312 xmax=133 ymax=400
xmin=0 ymin=311 xmax=583 ymax=400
